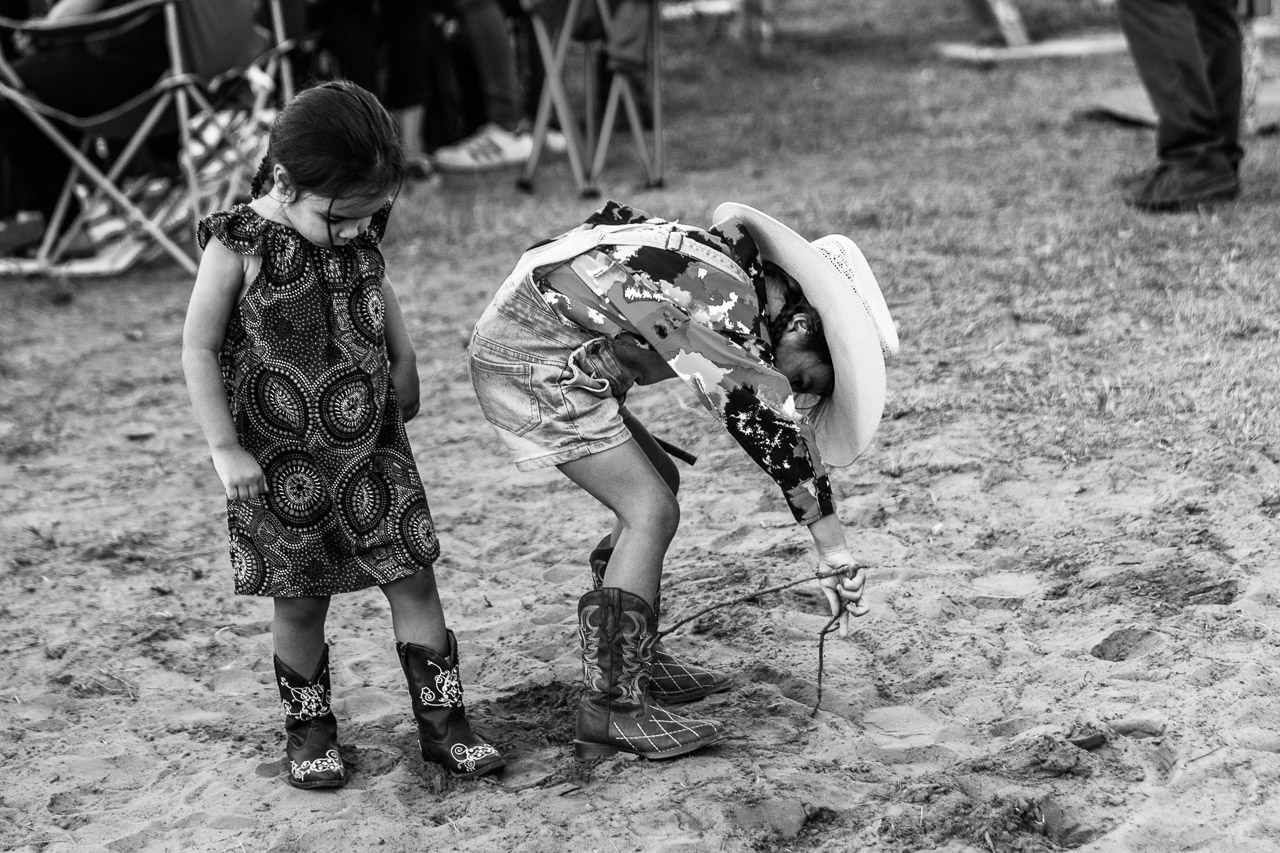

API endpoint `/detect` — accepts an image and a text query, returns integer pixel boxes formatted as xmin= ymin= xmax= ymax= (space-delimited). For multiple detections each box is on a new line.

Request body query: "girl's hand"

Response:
xmin=211 ymin=445 xmax=268 ymax=501
xmin=816 ymin=547 xmax=869 ymax=637
xmin=390 ymin=359 xmax=420 ymax=422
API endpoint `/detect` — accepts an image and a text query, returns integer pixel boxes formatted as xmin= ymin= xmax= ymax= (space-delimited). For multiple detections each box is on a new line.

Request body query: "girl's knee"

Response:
xmin=628 ymin=489 xmax=679 ymax=540
xmin=382 ymin=569 xmax=439 ymax=603
xmin=274 ymin=596 xmax=329 ymax=627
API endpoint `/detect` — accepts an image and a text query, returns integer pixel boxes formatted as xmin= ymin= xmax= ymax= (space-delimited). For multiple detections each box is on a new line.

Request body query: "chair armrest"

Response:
xmin=0 ymin=0 xmax=171 ymax=40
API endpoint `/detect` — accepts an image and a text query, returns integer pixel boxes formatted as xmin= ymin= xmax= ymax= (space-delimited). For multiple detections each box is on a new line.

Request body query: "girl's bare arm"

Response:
xmin=382 ymin=277 xmax=420 ymax=422
xmin=181 ymin=238 xmax=266 ymax=500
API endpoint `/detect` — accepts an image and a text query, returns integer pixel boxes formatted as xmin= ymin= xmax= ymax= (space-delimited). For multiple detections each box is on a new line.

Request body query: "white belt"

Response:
xmin=503 ymin=222 xmax=751 ymax=290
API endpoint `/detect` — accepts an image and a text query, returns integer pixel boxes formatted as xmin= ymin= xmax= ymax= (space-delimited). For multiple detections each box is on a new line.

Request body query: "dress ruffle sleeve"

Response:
xmin=198 ymin=204 xmax=272 ymax=256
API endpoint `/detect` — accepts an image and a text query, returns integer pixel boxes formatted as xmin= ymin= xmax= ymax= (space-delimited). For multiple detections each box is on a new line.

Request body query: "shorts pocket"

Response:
xmin=469 ymin=354 xmax=541 ymax=436
xmin=565 ymin=338 xmax=632 ymax=399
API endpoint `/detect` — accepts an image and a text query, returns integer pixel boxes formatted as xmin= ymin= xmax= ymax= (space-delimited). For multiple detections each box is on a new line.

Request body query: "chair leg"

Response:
xmin=9 ymin=96 xmax=197 ymax=274
xmin=520 ymin=0 xmax=661 ymax=195
xmin=649 ymin=0 xmax=663 ymax=187
xmin=520 ymin=1 xmax=598 ymax=198
xmin=585 ymin=0 xmax=662 ymax=190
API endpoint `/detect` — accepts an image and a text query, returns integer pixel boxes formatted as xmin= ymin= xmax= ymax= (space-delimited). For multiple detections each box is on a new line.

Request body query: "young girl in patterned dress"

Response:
xmin=181 ymin=81 xmax=503 ymax=788
xmin=469 ymin=201 xmax=897 ymax=762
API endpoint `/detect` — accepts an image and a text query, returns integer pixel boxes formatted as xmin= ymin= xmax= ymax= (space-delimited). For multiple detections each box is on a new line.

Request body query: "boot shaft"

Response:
xmin=575 ymin=587 xmax=727 ymax=761
xmin=588 ymin=537 xmax=663 ymax=619
xmin=396 ymin=632 xmax=505 ymax=778
xmin=578 ymin=587 xmax=658 ymax=712
xmin=272 ymin=645 xmax=345 ymax=788
xmin=586 ymin=539 xmax=731 ymax=704
xmin=274 ymin=646 xmax=334 ymax=722
xmin=397 ymin=633 xmax=464 ymax=719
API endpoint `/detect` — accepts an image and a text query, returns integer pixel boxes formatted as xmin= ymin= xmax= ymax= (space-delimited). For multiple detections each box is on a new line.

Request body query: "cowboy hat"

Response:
xmin=712 ymin=203 xmax=897 ymax=467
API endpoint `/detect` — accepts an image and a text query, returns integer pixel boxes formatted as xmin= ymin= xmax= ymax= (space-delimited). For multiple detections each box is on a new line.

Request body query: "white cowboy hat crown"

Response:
xmin=712 ymin=203 xmax=897 ymax=467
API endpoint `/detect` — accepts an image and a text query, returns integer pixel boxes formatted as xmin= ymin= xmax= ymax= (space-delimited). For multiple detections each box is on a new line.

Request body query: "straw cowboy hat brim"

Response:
xmin=713 ymin=203 xmax=897 ymax=468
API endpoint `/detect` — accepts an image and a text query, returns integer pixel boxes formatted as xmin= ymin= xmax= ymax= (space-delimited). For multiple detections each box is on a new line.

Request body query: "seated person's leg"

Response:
xmin=4 ymin=42 xmax=170 ymax=239
xmin=0 ymin=97 xmax=73 ymax=231
xmin=432 ymin=0 xmax=534 ymax=171
xmin=382 ymin=0 xmax=438 ymax=175
xmin=597 ymin=0 xmax=653 ymax=129
xmin=604 ymin=0 xmax=650 ymax=75
xmin=0 ymin=116 xmax=46 ymax=255
xmin=317 ymin=0 xmax=382 ymax=94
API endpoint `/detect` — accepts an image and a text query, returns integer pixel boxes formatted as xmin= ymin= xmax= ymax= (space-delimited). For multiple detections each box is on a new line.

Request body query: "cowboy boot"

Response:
xmin=274 ymin=645 xmax=346 ymax=789
xmin=590 ymin=536 xmax=732 ymax=704
xmin=575 ymin=587 xmax=726 ymax=761
xmin=397 ymin=632 xmax=506 ymax=778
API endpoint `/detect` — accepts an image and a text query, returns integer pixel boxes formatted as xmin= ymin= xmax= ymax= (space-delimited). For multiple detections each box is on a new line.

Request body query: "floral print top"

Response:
xmin=531 ymin=201 xmax=835 ymax=525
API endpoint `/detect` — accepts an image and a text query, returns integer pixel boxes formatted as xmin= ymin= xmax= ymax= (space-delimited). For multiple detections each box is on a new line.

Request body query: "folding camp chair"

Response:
xmin=519 ymin=0 xmax=663 ymax=197
xmin=0 ymin=0 xmax=295 ymax=277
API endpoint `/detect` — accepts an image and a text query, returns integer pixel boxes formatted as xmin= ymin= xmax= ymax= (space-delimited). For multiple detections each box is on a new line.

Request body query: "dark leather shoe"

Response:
xmin=1125 ymin=163 xmax=1239 ymax=212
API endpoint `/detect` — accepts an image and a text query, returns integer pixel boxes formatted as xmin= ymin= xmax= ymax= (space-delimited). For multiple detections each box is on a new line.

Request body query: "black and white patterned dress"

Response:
xmin=198 ymin=203 xmax=439 ymax=597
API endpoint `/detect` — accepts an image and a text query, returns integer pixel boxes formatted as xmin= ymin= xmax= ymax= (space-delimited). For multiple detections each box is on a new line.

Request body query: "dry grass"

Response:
xmin=6 ymin=0 xmax=1278 ymax=528
xmin=378 ymin=0 xmax=1280 ymax=490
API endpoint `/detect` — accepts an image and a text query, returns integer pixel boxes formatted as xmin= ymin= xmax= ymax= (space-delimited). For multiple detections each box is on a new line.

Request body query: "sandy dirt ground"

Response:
xmin=5 ymin=221 xmax=1280 ymax=853
xmin=5 ymin=3 xmax=1280 ymax=851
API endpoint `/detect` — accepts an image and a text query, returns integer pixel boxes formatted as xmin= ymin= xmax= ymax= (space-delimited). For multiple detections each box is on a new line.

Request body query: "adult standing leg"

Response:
xmin=1116 ymin=0 xmax=1241 ymax=210
xmin=1189 ymin=0 xmax=1244 ymax=171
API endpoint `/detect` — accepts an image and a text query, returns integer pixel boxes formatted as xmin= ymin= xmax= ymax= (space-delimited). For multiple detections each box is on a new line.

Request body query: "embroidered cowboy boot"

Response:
xmin=589 ymin=536 xmax=732 ymax=704
xmin=273 ymin=645 xmax=346 ymax=789
xmin=397 ymin=632 xmax=506 ymax=778
xmin=575 ymin=587 xmax=726 ymax=761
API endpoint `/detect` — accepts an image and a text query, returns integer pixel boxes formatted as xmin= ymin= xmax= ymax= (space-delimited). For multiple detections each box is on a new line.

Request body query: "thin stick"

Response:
xmin=658 ymin=568 xmax=860 ymax=717
xmin=657 ymin=568 xmax=851 ymax=637
xmin=811 ymin=612 xmax=843 ymax=717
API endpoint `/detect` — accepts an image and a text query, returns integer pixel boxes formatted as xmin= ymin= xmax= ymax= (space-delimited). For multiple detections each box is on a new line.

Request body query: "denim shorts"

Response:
xmin=468 ymin=272 xmax=635 ymax=470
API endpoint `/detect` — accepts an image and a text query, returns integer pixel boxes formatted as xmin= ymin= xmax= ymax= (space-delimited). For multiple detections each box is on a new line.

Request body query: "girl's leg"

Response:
xmin=584 ymin=415 xmax=731 ymax=705
xmin=271 ymin=595 xmax=344 ymax=789
xmin=557 ymin=437 xmax=678 ymax=607
xmin=381 ymin=570 xmax=447 ymax=652
xmin=563 ymin=436 xmax=725 ymax=760
xmin=384 ymin=569 xmax=505 ymax=778
xmin=597 ymin=408 xmax=679 ymax=548
xmin=272 ymin=595 xmax=330 ymax=675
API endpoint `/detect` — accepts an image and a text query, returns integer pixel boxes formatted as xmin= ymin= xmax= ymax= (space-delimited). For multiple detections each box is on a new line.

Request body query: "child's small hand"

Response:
xmin=390 ymin=360 xmax=420 ymax=422
xmin=816 ymin=548 xmax=869 ymax=637
xmin=211 ymin=445 xmax=268 ymax=501
xmin=397 ymin=387 xmax=420 ymax=422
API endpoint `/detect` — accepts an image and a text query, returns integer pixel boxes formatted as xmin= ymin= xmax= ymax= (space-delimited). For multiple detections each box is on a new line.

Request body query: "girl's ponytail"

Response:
xmin=256 ymin=81 xmax=404 ymax=205
xmin=250 ymin=154 xmax=273 ymax=199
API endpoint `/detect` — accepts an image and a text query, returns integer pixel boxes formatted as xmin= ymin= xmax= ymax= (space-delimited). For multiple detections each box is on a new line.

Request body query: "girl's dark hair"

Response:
xmin=765 ymin=260 xmax=832 ymax=366
xmin=250 ymin=80 xmax=404 ymax=203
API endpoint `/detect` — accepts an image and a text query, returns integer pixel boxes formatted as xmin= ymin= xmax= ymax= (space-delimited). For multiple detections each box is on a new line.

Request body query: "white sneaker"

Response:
xmin=545 ymin=129 xmax=568 ymax=155
xmin=433 ymin=124 xmax=534 ymax=172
